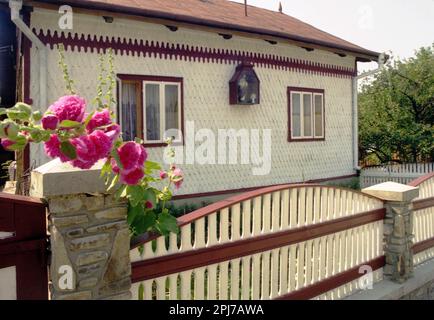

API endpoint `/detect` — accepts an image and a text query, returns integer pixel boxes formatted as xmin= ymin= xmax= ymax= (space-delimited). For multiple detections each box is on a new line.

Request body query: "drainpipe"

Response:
xmin=352 ymin=52 xmax=387 ymax=171
xmin=9 ymin=0 xmax=47 ymax=110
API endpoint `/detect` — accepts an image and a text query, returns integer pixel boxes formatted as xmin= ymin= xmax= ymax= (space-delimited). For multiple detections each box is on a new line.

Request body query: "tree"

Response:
xmin=359 ymin=45 xmax=434 ymax=164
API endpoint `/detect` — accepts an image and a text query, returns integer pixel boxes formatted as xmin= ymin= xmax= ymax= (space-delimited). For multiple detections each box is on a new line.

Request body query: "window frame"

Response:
xmin=287 ymin=86 xmax=325 ymax=142
xmin=117 ymin=74 xmax=184 ymax=147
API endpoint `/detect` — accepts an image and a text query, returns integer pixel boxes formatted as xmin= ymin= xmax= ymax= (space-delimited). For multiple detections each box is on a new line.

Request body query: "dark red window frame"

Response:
xmin=117 ymin=74 xmax=184 ymax=148
xmin=287 ymin=86 xmax=325 ymax=142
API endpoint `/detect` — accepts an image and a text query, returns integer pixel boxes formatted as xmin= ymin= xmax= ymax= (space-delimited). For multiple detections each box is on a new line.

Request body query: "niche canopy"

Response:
xmin=229 ymin=62 xmax=260 ymax=105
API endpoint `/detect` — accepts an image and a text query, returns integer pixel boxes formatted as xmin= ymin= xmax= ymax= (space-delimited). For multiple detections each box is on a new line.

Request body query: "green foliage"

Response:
xmin=94 ymin=48 xmax=116 ymax=110
xmin=58 ymin=44 xmax=76 ymax=94
xmin=156 ymin=201 xmax=211 ymax=218
xmin=325 ymin=177 xmax=360 ymax=191
xmin=359 ymin=45 xmax=434 ymax=164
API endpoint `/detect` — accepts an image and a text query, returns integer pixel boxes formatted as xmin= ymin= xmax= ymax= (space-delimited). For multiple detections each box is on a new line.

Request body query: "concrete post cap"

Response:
xmin=30 ymin=158 xmax=108 ymax=198
xmin=362 ymin=181 xmax=419 ymax=202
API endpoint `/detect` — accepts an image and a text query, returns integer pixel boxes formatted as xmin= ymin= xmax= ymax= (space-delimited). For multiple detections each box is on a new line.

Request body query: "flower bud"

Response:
xmin=41 ymin=114 xmax=59 ymax=130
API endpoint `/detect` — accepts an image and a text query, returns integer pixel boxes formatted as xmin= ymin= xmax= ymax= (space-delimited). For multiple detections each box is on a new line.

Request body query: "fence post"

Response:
xmin=362 ymin=181 xmax=419 ymax=283
xmin=30 ymin=159 xmax=132 ymax=300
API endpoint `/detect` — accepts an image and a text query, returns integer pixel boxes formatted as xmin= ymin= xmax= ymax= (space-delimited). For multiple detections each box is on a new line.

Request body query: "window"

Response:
xmin=117 ymin=75 xmax=183 ymax=146
xmin=288 ymin=87 xmax=324 ymax=141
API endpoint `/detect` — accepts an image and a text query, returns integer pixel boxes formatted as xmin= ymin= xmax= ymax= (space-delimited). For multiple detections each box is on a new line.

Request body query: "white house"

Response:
xmin=6 ymin=0 xmax=382 ymax=200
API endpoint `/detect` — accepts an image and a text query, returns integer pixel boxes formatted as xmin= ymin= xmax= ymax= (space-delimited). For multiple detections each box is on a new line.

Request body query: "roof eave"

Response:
xmin=31 ymin=0 xmax=381 ymax=61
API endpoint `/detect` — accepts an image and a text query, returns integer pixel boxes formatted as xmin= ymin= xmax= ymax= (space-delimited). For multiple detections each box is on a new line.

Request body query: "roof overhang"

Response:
xmin=28 ymin=0 xmax=381 ymax=62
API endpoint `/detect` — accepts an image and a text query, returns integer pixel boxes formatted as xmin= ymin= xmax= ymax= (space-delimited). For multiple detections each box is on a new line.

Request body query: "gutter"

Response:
xmin=352 ymin=53 xmax=388 ymax=171
xmin=9 ymin=0 xmax=47 ymax=110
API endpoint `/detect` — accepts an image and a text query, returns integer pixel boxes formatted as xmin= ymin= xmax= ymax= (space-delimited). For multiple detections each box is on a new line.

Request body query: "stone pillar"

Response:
xmin=30 ymin=159 xmax=131 ymax=300
xmin=362 ymin=182 xmax=419 ymax=283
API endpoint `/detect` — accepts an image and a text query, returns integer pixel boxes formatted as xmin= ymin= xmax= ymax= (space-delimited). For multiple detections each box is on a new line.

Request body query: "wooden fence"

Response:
xmin=409 ymin=173 xmax=434 ymax=266
xmin=130 ymin=184 xmax=385 ymax=300
xmin=361 ymin=162 xmax=434 ymax=188
xmin=0 ymin=192 xmax=48 ymax=300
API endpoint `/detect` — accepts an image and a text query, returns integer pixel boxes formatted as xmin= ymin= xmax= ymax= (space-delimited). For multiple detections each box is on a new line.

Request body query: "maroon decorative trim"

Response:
xmin=170 ymin=173 xmax=359 ymax=201
xmin=276 ymin=256 xmax=385 ymax=300
xmin=287 ymin=87 xmax=325 ymax=142
xmin=131 ymin=208 xmax=386 ymax=282
xmin=408 ymin=172 xmax=434 ymax=187
xmin=117 ymin=74 xmax=184 ymax=147
xmin=34 ymin=29 xmax=356 ymax=78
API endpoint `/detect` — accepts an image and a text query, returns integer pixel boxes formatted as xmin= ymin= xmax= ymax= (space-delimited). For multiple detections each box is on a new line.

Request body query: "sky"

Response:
xmin=232 ymin=0 xmax=434 ymax=72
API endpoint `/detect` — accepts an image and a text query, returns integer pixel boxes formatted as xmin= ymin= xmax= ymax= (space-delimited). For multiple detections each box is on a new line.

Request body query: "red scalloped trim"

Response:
xmin=35 ymin=28 xmax=356 ymax=78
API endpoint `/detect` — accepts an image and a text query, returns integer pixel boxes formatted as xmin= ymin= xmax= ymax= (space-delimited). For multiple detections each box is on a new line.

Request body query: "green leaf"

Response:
xmin=107 ymin=174 xmax=119 ymax=192
xmin=142 ymin=188 xmax=157 ymax=208
xmin=138 ymin=244 xmax=144 ymax=256
xmin=138 ymin=283 xmax=144 ymax=300
xmin=156 ymin=212 xmax=179 ymax=235
xmin=6 ymin=110 xmax=29 ymax=121
xmin=134 ymin=137 xmax=144 ymax=144
xmin=114 ymin=184 xmax=127 ymax=200
xmin=0 ymin=121 xmax=19 ymax=139
xmin=145 ymin=160 xmax=161 ymax=172
xmin=132 ymin=211 xmax=156 ymax=235
xmin=100 ymin=159 xmax=112 ymax=178
xmin=14 ymin=102 xmax=32 ymax=117
xmin=60 ymin=140 xmax=77 ymax=159
xmin=0 ymin=108 xmax=6 ymax=115
xmin=59 ymin=120 xmax=82 ymax=128
xmin=126 ymin=185 xmax=144 ymax=207
xmin=84 ymin=111 xmax=95 ymax=127
xmin=127 ymin=202 xmax=144 ymax=225
xmin=111 ymin=149 xmax=123 ymax=170
xmin=32 ymin=111 xmax=43 ymax=122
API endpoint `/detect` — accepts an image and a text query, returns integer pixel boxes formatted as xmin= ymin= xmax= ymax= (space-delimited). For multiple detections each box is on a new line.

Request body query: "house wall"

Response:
xmin=28 ymin=7 xmax=357 ymax=197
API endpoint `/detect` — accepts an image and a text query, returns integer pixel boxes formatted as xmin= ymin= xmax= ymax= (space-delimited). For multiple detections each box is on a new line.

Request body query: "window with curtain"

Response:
xmin=120 ymin=81 xmax=140 ymax=142
xmin=288 ymin=87 xmax=324 ymax=141
xmin=117 ymin=75 xmax=183 ymax=146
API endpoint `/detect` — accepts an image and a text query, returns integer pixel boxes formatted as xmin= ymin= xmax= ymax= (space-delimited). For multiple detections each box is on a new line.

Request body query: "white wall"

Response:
xmin=29 ymin=7 xmax=356 ymax=196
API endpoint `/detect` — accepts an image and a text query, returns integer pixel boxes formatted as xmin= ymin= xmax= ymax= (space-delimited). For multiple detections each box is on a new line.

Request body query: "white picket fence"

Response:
xmin=130 ymin=184 xmax=385 ymax=300
xmin=361 ymin=162 xmax=434 ymax=188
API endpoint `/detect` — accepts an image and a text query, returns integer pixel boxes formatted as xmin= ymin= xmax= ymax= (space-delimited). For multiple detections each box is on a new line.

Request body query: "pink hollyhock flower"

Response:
xmin=159 ymin=171 xmax=168 ymax=179
xmin=70 ymin=130 xmax=114 ymax=169
xmin=105 ymin=124 xmax=121 ymax=142
xmin=41 ymin=114 xmax=59 ymax=130
xmin=171 ymin=168 xmax=184 ymax=189
xmin=118 ymin=142 xmax=147 ymax=170
xmin=111 ymin=141 xmax=147 ymax=185
xmin=86 ymin=109 xmax=111 ymax=133
xmin=44 ymin=134 xmax=70 ymax=162
xmin=120 ymin=167 xmax=145 ymax=185
xmin=1 ymin=138 xmax=15 ymax=151
xmin=111 ymin=157 xmax=120 ymax=174
xmin=48 ymin=95 xmax=86 ymax=123
xmin=89 ymin=130 xmax=113 ymax=159
xmin=174 ymin=180 xmax=183 ymax=189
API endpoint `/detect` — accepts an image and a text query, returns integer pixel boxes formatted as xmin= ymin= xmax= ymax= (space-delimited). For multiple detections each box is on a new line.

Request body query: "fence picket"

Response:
xmin=130 ymin=184 xmax=386 ymax=301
